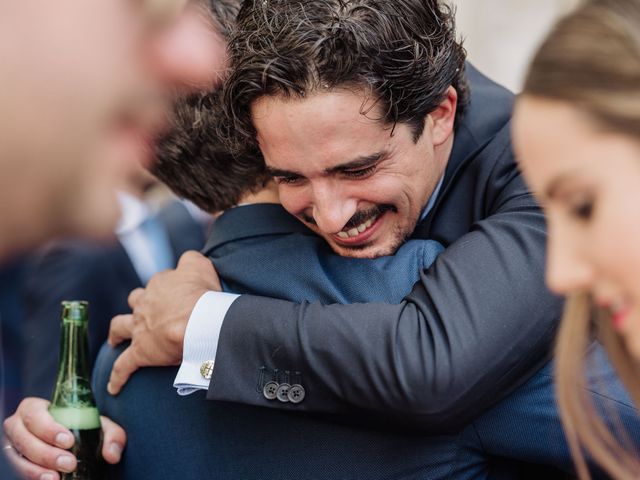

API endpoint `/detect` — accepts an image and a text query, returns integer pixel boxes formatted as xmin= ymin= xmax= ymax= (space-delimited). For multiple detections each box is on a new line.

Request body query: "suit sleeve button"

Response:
xmin=276 ymin=383 xmax=291 ymax=403
xmin=263 ymin=381 xmax=279 ymax=400
xmin=287 ymin=384 xmax=305 ymax=404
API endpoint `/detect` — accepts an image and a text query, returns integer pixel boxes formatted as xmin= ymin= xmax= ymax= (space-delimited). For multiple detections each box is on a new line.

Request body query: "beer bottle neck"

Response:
xmin=51 ymin=309 xmax=95 ymax=408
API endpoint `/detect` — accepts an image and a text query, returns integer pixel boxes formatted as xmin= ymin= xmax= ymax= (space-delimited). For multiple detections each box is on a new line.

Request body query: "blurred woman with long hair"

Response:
xmin=514 ymin=0 xmax=640 ymax=478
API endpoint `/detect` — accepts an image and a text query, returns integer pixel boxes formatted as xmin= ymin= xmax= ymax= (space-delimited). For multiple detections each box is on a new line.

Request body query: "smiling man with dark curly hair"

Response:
xmin=117 ymin=0 xmax=558 ymax=423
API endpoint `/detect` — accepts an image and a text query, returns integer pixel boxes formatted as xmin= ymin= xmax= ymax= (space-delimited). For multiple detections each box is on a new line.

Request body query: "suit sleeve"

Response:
xmin=208 ymin=135 xmax=562 ymax=432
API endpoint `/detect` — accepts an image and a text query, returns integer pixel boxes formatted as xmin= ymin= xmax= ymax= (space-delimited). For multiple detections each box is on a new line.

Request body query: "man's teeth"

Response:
xmin=337 ymin=218 xmax=374 ymax=239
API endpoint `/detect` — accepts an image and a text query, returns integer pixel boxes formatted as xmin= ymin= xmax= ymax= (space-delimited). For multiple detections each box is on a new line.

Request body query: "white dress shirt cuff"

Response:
xmin=173 ymin=291 xmax=240 ymax=395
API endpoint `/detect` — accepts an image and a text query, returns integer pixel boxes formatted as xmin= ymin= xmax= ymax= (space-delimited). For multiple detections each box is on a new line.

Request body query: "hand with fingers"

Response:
xmin=3 ymin=398 xmax=126 ymax=480
xmin=107 ymin=250 xmax=221 ymax=395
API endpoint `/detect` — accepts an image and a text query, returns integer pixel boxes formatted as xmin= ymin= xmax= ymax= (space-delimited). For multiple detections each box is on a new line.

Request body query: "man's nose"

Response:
xmin=545 ymin=227 xmax=594 ymax=296
xmin=149 ymin=3 xmax=228 ymax=90
xmin=311 ymin=184 xmax=358 ymax=234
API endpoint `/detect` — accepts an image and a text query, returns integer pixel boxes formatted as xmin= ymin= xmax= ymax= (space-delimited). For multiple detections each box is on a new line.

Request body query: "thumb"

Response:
xmin=177 ymin=250 xmax=221 ymax=290
xmin=100 ymin=416 xmax=127 ymax=464
xmin=176 ymin=250 xmax=211 ymax=271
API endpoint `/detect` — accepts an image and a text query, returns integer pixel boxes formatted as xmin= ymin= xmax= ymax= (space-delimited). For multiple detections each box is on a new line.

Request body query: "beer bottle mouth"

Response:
xmin=61 ymin=300 xmax=89 ymax=322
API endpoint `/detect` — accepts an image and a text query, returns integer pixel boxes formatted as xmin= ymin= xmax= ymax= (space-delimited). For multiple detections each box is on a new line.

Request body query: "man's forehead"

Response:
xmin=252 ymin=89 xmax=386 ymax=127
xmin=254 ymin=92 xmax=396 ymax=152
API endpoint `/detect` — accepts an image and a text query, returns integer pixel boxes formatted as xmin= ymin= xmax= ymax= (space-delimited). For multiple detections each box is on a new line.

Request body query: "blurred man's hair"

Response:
xmin=152 ymin=91 xmax=270 ymax=213
xmin=152 ymin=0 xmax=270 ymax=213
xmin=206 ymin=0 xmax=242 ymax=38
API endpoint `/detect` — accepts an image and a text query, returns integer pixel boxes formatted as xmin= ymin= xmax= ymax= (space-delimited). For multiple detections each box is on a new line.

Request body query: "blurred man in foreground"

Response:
xmin=0 ymin=0 xmax=225 ymax=259
xmin=0 ymin=0 xmax=227 ymax=478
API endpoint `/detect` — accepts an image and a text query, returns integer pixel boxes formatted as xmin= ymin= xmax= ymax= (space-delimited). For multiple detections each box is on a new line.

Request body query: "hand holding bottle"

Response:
xmin=3 ymin=399 xmax=125 ymax=480
xmin=4 ymin=301 xmax=125 ymax=479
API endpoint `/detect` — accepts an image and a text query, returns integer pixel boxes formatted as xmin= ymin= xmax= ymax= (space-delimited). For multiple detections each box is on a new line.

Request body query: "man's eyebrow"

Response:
xmin=266 ymin=152 xmax=387 ymax=178
xmin=324 ymin=152 xmax=386 ymax=175
xmin=266 ymin=166 xmax=300 ymax=178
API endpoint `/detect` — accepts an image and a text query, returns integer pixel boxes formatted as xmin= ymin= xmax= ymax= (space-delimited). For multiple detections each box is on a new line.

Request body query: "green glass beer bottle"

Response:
xmin=49 ymin=301 xmax=104 ymax=480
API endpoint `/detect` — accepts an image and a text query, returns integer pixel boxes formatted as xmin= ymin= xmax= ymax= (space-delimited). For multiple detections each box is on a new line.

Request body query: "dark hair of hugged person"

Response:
xmin=152 ymin=91 xmax=271 ymax=213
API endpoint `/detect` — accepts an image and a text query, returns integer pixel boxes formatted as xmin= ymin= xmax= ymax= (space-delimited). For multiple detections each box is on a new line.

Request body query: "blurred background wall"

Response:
xmin=451 ymin=0 xmax=580 ymax=92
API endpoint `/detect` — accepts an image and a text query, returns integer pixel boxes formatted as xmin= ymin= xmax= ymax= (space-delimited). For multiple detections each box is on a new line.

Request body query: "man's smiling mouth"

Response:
xmin=332 ymin=205 xmax=395 ymax=244
xmin=337 ymin=217 xmax=376 ymax=239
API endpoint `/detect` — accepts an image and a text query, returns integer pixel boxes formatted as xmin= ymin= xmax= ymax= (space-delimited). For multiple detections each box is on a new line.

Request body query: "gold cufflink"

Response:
xmin=200 ymin=360 xmax=215 ymax=380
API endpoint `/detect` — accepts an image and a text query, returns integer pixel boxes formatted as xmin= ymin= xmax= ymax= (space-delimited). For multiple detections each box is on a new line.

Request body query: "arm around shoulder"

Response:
xmin=208 ymin=131 xmax=563 ymax=431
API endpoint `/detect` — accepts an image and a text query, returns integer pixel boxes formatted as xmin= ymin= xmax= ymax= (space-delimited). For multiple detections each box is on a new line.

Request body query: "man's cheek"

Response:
xmin=279 ymin=190 xmax=309 ymax=217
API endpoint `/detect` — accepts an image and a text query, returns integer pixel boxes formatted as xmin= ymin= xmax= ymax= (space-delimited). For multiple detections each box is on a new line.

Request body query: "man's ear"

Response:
xmin=427 ymin=86 xmax=457 ymax=146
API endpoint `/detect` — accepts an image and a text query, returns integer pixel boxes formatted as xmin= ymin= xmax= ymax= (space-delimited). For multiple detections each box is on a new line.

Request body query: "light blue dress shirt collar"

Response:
xmin=420 ymin=174 xmax=445 ymax=222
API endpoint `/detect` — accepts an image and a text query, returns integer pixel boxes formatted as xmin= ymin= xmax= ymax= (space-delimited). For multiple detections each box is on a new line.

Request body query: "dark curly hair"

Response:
xmin=222 ymin=0 xmax=468 ymax=154
xmin=152 ymin=90 xmax=270 ymax=213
